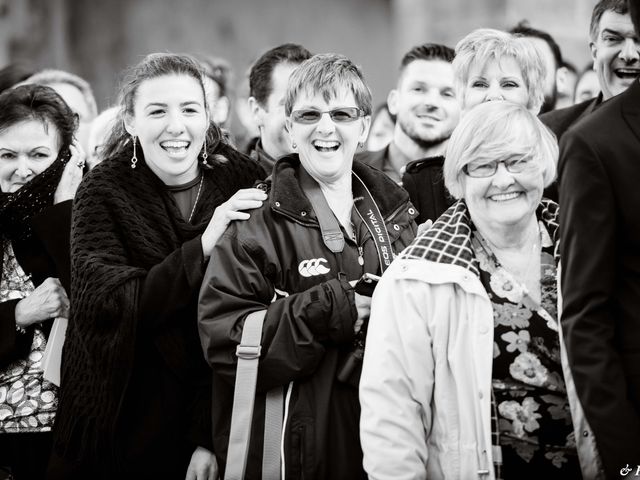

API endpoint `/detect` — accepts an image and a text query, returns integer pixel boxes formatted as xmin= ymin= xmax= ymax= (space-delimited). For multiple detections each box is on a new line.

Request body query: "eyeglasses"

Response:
xmin=290 ymin=107 xmax=363 ymax=124
xmin=463 ymin=156 xmax=537 ymax=178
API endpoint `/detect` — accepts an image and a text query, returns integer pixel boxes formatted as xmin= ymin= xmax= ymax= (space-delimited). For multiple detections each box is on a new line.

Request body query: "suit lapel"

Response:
xmin=622 ymin=80 xmax=640 ymax=144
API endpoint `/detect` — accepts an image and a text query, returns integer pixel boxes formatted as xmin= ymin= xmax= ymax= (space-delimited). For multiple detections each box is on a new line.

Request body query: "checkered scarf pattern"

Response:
xmin=399 ymin=198 xmax=559 ymax=479
xmin=399 ymin=200 xmax=479 ymax=276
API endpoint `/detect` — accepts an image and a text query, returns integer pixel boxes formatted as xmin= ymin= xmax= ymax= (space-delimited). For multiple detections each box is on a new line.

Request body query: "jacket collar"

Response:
xmin=400 ymin=199 xmax=559 ymax=277
xmin=268 ymin=154 xmax=410 ymax=223
xmin=249 ymin=138 xmax=278 ymax=172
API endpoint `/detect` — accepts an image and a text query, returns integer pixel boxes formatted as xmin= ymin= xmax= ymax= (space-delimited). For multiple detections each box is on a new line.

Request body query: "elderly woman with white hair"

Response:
xmin=360 ymin=101 xmax=603 ymax=479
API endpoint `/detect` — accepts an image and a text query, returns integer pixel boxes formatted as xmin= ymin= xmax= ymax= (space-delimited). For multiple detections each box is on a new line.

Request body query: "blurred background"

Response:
xmin=0 ymin=0 xmax=597 ymax=136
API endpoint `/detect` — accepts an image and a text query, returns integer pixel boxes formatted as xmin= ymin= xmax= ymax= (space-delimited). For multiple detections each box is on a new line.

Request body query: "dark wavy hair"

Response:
xmin=0 ymin=84 xmax=77 ymax=150
xmin=102 ymin=52 xmax=227 ymax=165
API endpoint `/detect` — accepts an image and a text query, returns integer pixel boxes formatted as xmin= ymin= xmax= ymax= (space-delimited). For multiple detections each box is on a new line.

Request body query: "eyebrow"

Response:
xmin=144 ymin=101 xmax=202 ymax=109
xmin=0 ymin=146 xmax=51 ymax=153
xmin=601 ymin=28 xmax=634 ymax=38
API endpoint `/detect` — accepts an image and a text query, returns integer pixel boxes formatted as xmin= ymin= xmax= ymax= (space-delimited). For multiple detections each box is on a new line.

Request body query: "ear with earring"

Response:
xmin=201 ymin=137 xmax=208 ymax=166
xmin=292 ymin=142 xmax=297 ymax=150
xmin=358 ymin=141 xmax=364 ymax=149
xmin=130 ymin=135 xmax=138 ymax=169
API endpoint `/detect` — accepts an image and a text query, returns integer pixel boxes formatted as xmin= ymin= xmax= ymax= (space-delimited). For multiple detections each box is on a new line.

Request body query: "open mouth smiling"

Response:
xmin=312 ymin=139 xmax=340 ymax=152
xmin=489 ymin=192 xmax=522 ymax=202
xmin=160 ymin=140 xmax=191 ymax=154
xmin=614 ymin=67 xmax=640 ymax=80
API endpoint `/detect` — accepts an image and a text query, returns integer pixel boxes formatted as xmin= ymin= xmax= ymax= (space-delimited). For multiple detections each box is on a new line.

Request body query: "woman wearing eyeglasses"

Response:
xmin=198 ymin=53 xmax=417 ymax=478
xmin=360 ymin=101 xmax=601 ymax=479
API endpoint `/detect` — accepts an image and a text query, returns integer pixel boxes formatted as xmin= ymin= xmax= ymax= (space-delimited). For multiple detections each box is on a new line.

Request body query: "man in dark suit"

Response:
xmin=559 ymin=0 xmax=640 ymax=476
xmin=541 ymin=0 xmax=639 ymax=141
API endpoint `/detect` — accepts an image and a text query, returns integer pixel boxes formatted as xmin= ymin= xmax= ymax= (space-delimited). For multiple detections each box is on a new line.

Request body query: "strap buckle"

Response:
xmin=236 ymin=343 xmax=262 ymax=360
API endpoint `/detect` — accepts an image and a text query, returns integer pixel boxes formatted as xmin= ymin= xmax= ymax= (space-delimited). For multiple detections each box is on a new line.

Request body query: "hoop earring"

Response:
xmin=202 ymin=137 xmax=208 ymax=166
xmin=130 ymin=136 xmax=138 ymax=169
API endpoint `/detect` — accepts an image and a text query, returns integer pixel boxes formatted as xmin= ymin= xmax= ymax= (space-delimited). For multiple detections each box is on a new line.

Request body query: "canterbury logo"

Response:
xmin=298 ymin=258 xmax=330 ymax=277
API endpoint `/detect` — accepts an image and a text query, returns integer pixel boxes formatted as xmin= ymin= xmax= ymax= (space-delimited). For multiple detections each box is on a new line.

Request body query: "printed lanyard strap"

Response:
xmin=352 ymin=172 xmax=394 ymax=274
xmin=300 ymin=168 xmax=394 ymax=274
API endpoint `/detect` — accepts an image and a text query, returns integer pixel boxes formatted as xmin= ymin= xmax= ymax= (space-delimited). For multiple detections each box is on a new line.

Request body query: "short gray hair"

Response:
xmin=284 ymin=53 xmax=372 ymax=117
xmin=452 ymin=28 xmax=546 ymax=114
xmin=444 ymin=101 xmax=557 ymax=199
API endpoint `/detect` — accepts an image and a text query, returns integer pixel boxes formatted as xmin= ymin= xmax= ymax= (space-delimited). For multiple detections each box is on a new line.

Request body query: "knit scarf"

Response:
xmin=53 ymin=144 xmax=265 ymax=467
xmin=0 ymin=155 xmax=68 ymax=364
xmin=0 ymin=153 xmax=68 ymax=242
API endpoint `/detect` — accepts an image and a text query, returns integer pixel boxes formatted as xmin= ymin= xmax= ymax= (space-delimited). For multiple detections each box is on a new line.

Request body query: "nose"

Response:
xmin=423 ymin=89 xmax=443 ymax=110
xmin=620 ymin=38 xmax=640 ymax=63
xmin=492 ymin=162 xmax=515 ymax=187
xmin=315 ymin=111 xmax=336 ymax=134
xmin=166 ymin=111 xmax=186 ymax=134
xmin=486 ymin=84 xmax=504 ymax=102
xmin=15 ymin=155 xmax=32 ymax=179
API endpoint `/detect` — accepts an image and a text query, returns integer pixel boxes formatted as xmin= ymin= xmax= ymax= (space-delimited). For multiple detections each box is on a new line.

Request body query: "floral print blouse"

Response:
xmin=472 ymin=223 xmax=581 ymax=477
xmin=0 ymin=240 xmax=58 ymax=433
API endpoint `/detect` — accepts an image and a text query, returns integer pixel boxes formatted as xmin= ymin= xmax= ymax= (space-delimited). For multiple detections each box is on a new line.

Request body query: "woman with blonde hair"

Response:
xmin=404 ymin=28 xmax=552 ymax=225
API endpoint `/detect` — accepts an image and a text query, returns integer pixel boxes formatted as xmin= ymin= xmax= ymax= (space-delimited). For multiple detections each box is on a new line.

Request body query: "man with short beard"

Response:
xmin=357 ymin=44 xmax=459 ymax=187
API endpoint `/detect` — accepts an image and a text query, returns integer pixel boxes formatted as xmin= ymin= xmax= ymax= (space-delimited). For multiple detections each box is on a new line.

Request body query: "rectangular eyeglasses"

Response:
xmin=463 ymin=156 xmax=537 ymax=178
xmin=291 ymin=107 xmax=363 ymax=124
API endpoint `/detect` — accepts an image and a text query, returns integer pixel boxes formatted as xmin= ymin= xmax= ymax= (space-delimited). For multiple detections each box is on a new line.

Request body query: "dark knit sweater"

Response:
xmin=54 ymin=143 xmax=265 ymax=472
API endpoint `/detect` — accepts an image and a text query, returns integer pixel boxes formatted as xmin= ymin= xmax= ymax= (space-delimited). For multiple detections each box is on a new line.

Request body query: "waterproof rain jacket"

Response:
xmin=360 ymin=200 xmax=604 ymax=480
xmin=198 ymin=155 xmax=417 ymax=479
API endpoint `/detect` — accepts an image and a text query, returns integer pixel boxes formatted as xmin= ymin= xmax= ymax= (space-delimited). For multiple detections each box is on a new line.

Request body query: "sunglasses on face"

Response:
xmin=290 ymin=107 xmax=363 ymax=124
xmin=463 ymin=156 xmax=537 ymax=178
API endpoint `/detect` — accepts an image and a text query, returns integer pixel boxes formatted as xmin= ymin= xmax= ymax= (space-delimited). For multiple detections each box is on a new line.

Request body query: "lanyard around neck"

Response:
xmin=299 ymin=169 xmax=394 ymax=274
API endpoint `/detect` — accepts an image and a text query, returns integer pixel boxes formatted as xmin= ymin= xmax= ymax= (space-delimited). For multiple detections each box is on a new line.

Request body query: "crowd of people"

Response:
xmin=0 ymin=0 xmax=639 ymax=478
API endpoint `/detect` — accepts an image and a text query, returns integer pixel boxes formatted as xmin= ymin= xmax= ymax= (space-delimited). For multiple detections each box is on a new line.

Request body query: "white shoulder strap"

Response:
xmin=225 ymin=309 xmax=283 ymax=480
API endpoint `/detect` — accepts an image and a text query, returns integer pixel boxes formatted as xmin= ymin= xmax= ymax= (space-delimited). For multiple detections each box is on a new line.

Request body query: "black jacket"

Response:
xmin=401 ymin=156 xmax=455 ymax=225
xmin=0 ymin=201 xmax=71 ymax=366
xmin=199 ymin=154 xmax=417 ymax=479
xmin=539 ymin=95 xmax=601 ymax=141
xmin=538 ymin=96 xmax=602 ymax=202
xmin=559 ymin=79 xmax=640 ymax=478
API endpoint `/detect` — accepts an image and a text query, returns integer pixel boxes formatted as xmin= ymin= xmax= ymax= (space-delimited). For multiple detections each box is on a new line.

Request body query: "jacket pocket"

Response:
xmin=288 ymin=416 xmax=315 ymax=479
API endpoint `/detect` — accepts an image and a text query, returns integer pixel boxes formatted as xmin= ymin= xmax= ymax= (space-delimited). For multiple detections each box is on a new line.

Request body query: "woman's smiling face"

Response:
xmin=287 ymin=89 xmax=370 ymax=185
xmin=125 ymin=74 xmax=208 ymax=185
xmin=463 ymin=154 xmax=544 ymax=232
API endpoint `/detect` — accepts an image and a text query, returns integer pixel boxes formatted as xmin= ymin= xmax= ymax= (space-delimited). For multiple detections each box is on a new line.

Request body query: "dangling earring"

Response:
xmin=201 ymin=137 xmax=208 ymax=166
xmin=292 ymin=142 xmax=297 ymax=149
xmin=130 ymin=136 xmax=138 ymax=169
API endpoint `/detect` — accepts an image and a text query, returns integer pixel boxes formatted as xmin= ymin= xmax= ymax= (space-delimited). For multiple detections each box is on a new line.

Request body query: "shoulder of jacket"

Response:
xmin=404 ymin=156 xmax=445 ymax=174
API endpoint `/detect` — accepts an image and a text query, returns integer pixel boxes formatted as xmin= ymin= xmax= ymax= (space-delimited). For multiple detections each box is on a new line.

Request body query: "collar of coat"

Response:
xmin=400 ymin=198 xmax=559 ymax=277
xmin=263 ymin=153 xmax=411 ymax=223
